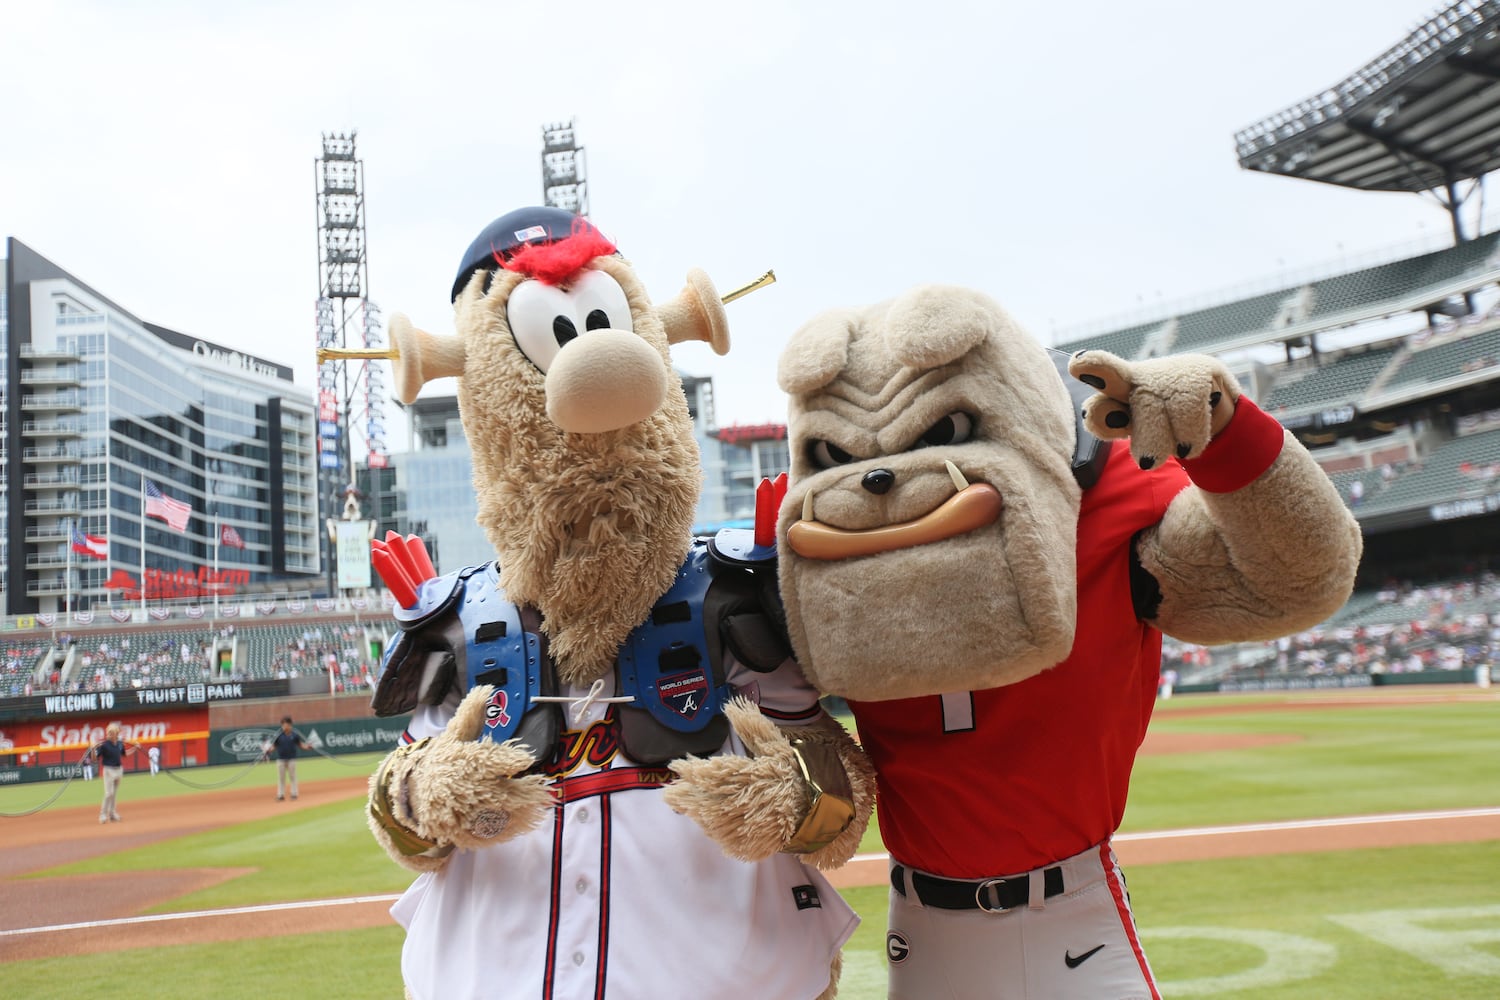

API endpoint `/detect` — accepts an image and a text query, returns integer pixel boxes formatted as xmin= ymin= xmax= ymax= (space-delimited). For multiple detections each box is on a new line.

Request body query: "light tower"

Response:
xmin=541 ymin=119 xmax=588 ymax=216
xmin=314 ymin=130 xmax=387 ymax=594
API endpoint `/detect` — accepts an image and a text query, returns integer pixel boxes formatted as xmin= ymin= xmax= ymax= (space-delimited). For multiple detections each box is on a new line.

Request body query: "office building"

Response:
xmin=2 ymin=238 xmax=321 ymax=616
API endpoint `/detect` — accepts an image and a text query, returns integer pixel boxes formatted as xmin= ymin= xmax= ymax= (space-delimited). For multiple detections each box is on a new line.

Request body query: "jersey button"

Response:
xmin=576 ymin=878 xmax=589 ymax=894
xmin=572 ymin=951 xmax=586 ymax=966
xmin=576 ymin=807 xmax=590 ymax=822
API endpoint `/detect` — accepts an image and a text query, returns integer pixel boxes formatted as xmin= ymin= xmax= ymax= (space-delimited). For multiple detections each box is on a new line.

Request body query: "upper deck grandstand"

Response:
xmin=1064 ymin=0 xmax=1500 ymax=689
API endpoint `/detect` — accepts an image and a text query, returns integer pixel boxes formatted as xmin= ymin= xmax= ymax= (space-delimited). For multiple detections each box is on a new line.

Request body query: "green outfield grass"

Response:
xmin=3 ymin=692 xmax=1498 ymax=999
xmin=0 ymin=751 xmax=388 ymax=809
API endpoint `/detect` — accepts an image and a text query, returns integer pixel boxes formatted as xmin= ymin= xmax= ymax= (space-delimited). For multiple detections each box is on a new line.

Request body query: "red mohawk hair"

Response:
xmin=497 ymin=223 xmax=618 ymax=286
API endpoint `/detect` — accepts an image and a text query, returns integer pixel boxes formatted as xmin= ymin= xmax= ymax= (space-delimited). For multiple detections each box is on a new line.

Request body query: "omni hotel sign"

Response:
xmin=192 ymin=340 xmax=282 ymax=379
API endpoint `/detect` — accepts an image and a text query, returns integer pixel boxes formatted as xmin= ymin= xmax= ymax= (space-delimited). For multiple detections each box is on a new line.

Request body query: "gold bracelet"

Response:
xmin=368 ymin=740 xmax=451 ymax=859
xmin=782 ymin=738 xmax=855 ymax=854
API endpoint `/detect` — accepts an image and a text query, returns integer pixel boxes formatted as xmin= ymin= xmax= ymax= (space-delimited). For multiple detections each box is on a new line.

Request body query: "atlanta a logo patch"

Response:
xmin=656 ymin=669 xmax=709 ymax=720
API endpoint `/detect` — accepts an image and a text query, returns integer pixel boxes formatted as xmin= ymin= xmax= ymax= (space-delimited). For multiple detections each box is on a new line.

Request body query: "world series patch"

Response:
xmin=657 ymin=668 xmax=709 ymax=720
xmin=792 ymin=884 xmax=822 ymax=910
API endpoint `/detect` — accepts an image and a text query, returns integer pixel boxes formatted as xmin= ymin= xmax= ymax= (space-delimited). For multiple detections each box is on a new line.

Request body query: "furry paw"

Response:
xmin=661 ymin=698 xmax=809 ymax=862
xmin=395 ymin=685 xmax=556 ymax=851
xmin=1069 ymin=350 xmax=1240 ymax=469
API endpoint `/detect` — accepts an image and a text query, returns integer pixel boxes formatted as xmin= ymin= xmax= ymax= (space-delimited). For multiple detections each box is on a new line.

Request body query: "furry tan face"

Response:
xmin=776 ymin=285 xmax=1083 ymax=700
xmin=456 ymin=256 xmax=701 ymax=684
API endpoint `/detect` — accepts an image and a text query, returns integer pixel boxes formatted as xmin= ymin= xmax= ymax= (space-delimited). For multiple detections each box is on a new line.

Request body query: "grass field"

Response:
xmin=3 ymin=691 xmax=1499 ymax=999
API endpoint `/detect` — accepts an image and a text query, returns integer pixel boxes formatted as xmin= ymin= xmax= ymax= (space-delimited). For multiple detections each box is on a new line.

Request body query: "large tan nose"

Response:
xmin=544 ymin=330 xmax=668 ymax=433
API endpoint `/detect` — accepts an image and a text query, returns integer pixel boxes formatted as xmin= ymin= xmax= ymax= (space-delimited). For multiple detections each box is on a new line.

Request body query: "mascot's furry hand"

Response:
xmin=1070 ymin=350 xmax=1241 ymax=466
xmin=367 ymin=685 xmax=554 ymax=870
xmin=662 ymin=698 xmax=873 ymax=871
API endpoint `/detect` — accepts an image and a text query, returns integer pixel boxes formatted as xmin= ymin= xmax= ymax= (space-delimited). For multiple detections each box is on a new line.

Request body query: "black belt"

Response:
xmin=891 ymin=863 xmax=1065 ymax=912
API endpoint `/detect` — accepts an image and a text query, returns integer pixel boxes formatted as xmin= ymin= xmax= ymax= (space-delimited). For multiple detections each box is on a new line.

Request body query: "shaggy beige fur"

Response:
xmin=368 ymin=686 xmax=554 ymax=873
xmin=663 ymin=698 xmax=877 ymax=871
xmin=1070 ymin=348 xmax=1363 ymax=639
xmin=454 ymin=257 xmax=700 ymax=685
xmin=777 ymin=285 xmax=1083 ymax=699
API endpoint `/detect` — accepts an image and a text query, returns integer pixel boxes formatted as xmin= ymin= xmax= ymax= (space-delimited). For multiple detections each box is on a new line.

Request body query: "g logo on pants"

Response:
xmin=886 ymin=931 xmax=911 ymax=964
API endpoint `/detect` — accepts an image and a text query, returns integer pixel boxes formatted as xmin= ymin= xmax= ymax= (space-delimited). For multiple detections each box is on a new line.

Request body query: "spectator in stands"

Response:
xmin=91 ymin=722 xmax=139 ymax=823
xmin=264 ymin=716 xmax=310 ymax=801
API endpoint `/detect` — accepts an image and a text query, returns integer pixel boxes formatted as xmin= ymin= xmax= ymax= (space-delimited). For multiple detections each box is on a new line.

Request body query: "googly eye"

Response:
xmin=505 ymin=280 xmax=576 ymax=373
xmin=503 ymin=270 xmax=634 ymax=373
xmin=569 ymin=269 xmax=632 ymax=335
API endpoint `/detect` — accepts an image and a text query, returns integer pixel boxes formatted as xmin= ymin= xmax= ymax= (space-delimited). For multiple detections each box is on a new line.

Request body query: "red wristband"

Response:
xmin=1178 ymin=395 xmax=1285 ymax=494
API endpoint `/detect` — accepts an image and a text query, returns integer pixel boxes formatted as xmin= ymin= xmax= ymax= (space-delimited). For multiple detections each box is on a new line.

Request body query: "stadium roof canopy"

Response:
xmin=1236 ymin=0 xmax=1500 ymax=197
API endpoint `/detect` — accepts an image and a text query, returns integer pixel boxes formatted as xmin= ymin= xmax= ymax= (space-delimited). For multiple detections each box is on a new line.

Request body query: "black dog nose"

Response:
xmin=862 ymin=469 xmax=895 ymax=495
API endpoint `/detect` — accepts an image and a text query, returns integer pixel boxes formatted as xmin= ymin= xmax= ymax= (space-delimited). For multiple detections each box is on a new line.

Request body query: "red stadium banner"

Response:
xmin=0 ymin=709 xmax=211 ymax=774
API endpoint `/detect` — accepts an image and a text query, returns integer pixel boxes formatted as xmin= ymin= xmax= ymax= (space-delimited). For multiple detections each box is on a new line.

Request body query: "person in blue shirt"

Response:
xmin=265 ymin=716 xmax=310 ymax=801
xmin=91 ymin=722 xmax=139 ymax=823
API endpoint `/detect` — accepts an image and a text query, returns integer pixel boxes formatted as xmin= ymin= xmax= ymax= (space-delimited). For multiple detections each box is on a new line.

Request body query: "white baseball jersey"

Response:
xmin=390 ymin=654 xmax=857 ymax=1000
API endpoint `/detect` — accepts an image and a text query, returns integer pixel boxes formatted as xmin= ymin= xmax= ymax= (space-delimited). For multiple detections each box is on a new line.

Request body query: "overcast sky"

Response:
xmin=2 ymin=0 xmax=1484 ymax=445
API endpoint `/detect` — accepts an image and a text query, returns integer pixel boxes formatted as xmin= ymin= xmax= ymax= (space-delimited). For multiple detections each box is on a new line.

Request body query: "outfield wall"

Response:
xmin=1177 ymin=667 xmax=1488 ymax=695
xmin=0 ymin=687 xmax=405 ymax=785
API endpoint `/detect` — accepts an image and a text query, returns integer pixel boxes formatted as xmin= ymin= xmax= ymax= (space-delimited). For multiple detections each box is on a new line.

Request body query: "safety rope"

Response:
xmin=158 ymin=754 xmax=269 ymax=790
xmin=0 ymin=748 xmax=91 ymax=817
xmin=303 ymin=742 xmax=385 ymax=767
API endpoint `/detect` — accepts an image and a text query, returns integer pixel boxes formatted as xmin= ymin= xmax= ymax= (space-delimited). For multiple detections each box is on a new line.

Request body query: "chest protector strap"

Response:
xmin=457 ymin=566 xmax=561 ymax=760
xmin=616 ymin=540 xmax=734 ymax=763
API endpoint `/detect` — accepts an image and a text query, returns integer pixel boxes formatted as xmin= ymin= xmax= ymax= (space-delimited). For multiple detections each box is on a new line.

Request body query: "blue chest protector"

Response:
xmin=373 ymin=531 xmax=784 ymax=767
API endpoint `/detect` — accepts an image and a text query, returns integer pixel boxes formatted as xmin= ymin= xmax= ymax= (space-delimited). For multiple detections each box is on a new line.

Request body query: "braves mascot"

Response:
xmin=774 ymin=285 xmax=1363 ymax=999
xmin=357 ymin=208 xmax=875 ymax=1000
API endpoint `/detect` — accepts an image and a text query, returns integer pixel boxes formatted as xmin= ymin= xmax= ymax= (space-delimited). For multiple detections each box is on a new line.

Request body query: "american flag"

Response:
xmin=144 ymin=480 xmax=191 ymax=532
xmin=71 ymin=525 xmax=109 ymax=560
xmin=220 ymin=523 xmax=246 ymax=550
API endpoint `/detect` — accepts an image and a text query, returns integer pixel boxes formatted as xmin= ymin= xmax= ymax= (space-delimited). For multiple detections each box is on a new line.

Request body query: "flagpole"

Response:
xmin=214 ymin=510 xmax=221 ymax=622
xmin=140 ymin=480 xmax=147 ymax=614
xmin=65 ymin=516 xmax=73 ymax=619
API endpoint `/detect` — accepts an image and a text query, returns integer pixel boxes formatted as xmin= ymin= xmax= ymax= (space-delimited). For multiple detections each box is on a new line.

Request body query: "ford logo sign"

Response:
xmin=222 ymin=728 xmax=277 ymax=757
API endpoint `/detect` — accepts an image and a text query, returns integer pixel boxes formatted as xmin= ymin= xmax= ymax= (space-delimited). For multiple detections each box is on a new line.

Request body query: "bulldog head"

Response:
xmin=387 ymin=208 xmax=730 ymax=684
xmin=776 ymin=285 xmax=1082 ymax=700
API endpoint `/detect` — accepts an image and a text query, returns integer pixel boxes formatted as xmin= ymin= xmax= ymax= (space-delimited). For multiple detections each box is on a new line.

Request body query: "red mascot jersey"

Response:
xmin=849 ymin=440 xmax=1190 ymax=877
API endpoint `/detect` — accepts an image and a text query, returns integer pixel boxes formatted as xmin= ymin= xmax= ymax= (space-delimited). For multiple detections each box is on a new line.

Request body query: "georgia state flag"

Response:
xmin=71 ymin=525 xmax=109 ymax=560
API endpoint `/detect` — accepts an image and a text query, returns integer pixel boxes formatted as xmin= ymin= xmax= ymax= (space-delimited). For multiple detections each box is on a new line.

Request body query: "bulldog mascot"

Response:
xmin=359 ymin=208 xmax=874 ymax=1000
xmin=774 ymin=285 xmax=1363 ymax=999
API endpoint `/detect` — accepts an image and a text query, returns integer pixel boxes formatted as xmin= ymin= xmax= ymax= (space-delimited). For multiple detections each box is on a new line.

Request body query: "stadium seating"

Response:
xmin=1342 ymin=425 xmax=1500 ymax=517
xmin=1172 ymin=288 xmax=1294 ymax=351
xmin=1263 ymin=345 xmax=1401 ymax=414
xmin=1056 ymin=232 xmax=1500 ymax=359
xmin=1047 ymin=319 xmax=1164 ymax=361
xmin=2 ymin=616 xmax=397 ymax=696
xmin=1378 ymin=328 xmax=1500 ymax=391
xmin=1165 ymin=572 xmax=1497 ymax=688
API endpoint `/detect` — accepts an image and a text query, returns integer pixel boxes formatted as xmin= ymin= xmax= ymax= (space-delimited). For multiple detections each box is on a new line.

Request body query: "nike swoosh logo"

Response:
xmin=1065 ymin=944 xmax=1106 ymax=969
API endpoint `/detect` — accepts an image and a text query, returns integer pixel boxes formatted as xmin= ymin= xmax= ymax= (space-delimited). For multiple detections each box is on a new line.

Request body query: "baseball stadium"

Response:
xmin=4 ymin=4 xmax=1500 ymax=999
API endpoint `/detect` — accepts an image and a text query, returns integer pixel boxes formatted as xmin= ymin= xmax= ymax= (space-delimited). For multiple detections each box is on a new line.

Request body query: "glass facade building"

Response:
xmin=2 ymin=238 xmax=321 ymax=615
xmin=394 ymin=395 xmax=489 ymax=575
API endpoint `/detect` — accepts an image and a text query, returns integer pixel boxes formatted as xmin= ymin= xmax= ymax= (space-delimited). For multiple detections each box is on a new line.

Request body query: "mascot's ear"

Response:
xmin=884 ymin=285 xmax=1001 ymax=369
xmin=658 ymin=268 xmax=730 ymax=356
xmin=388 ymin=314 xmax=467 ymax=404
xmin=777 ymin=308 xmax=857 ymax=395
